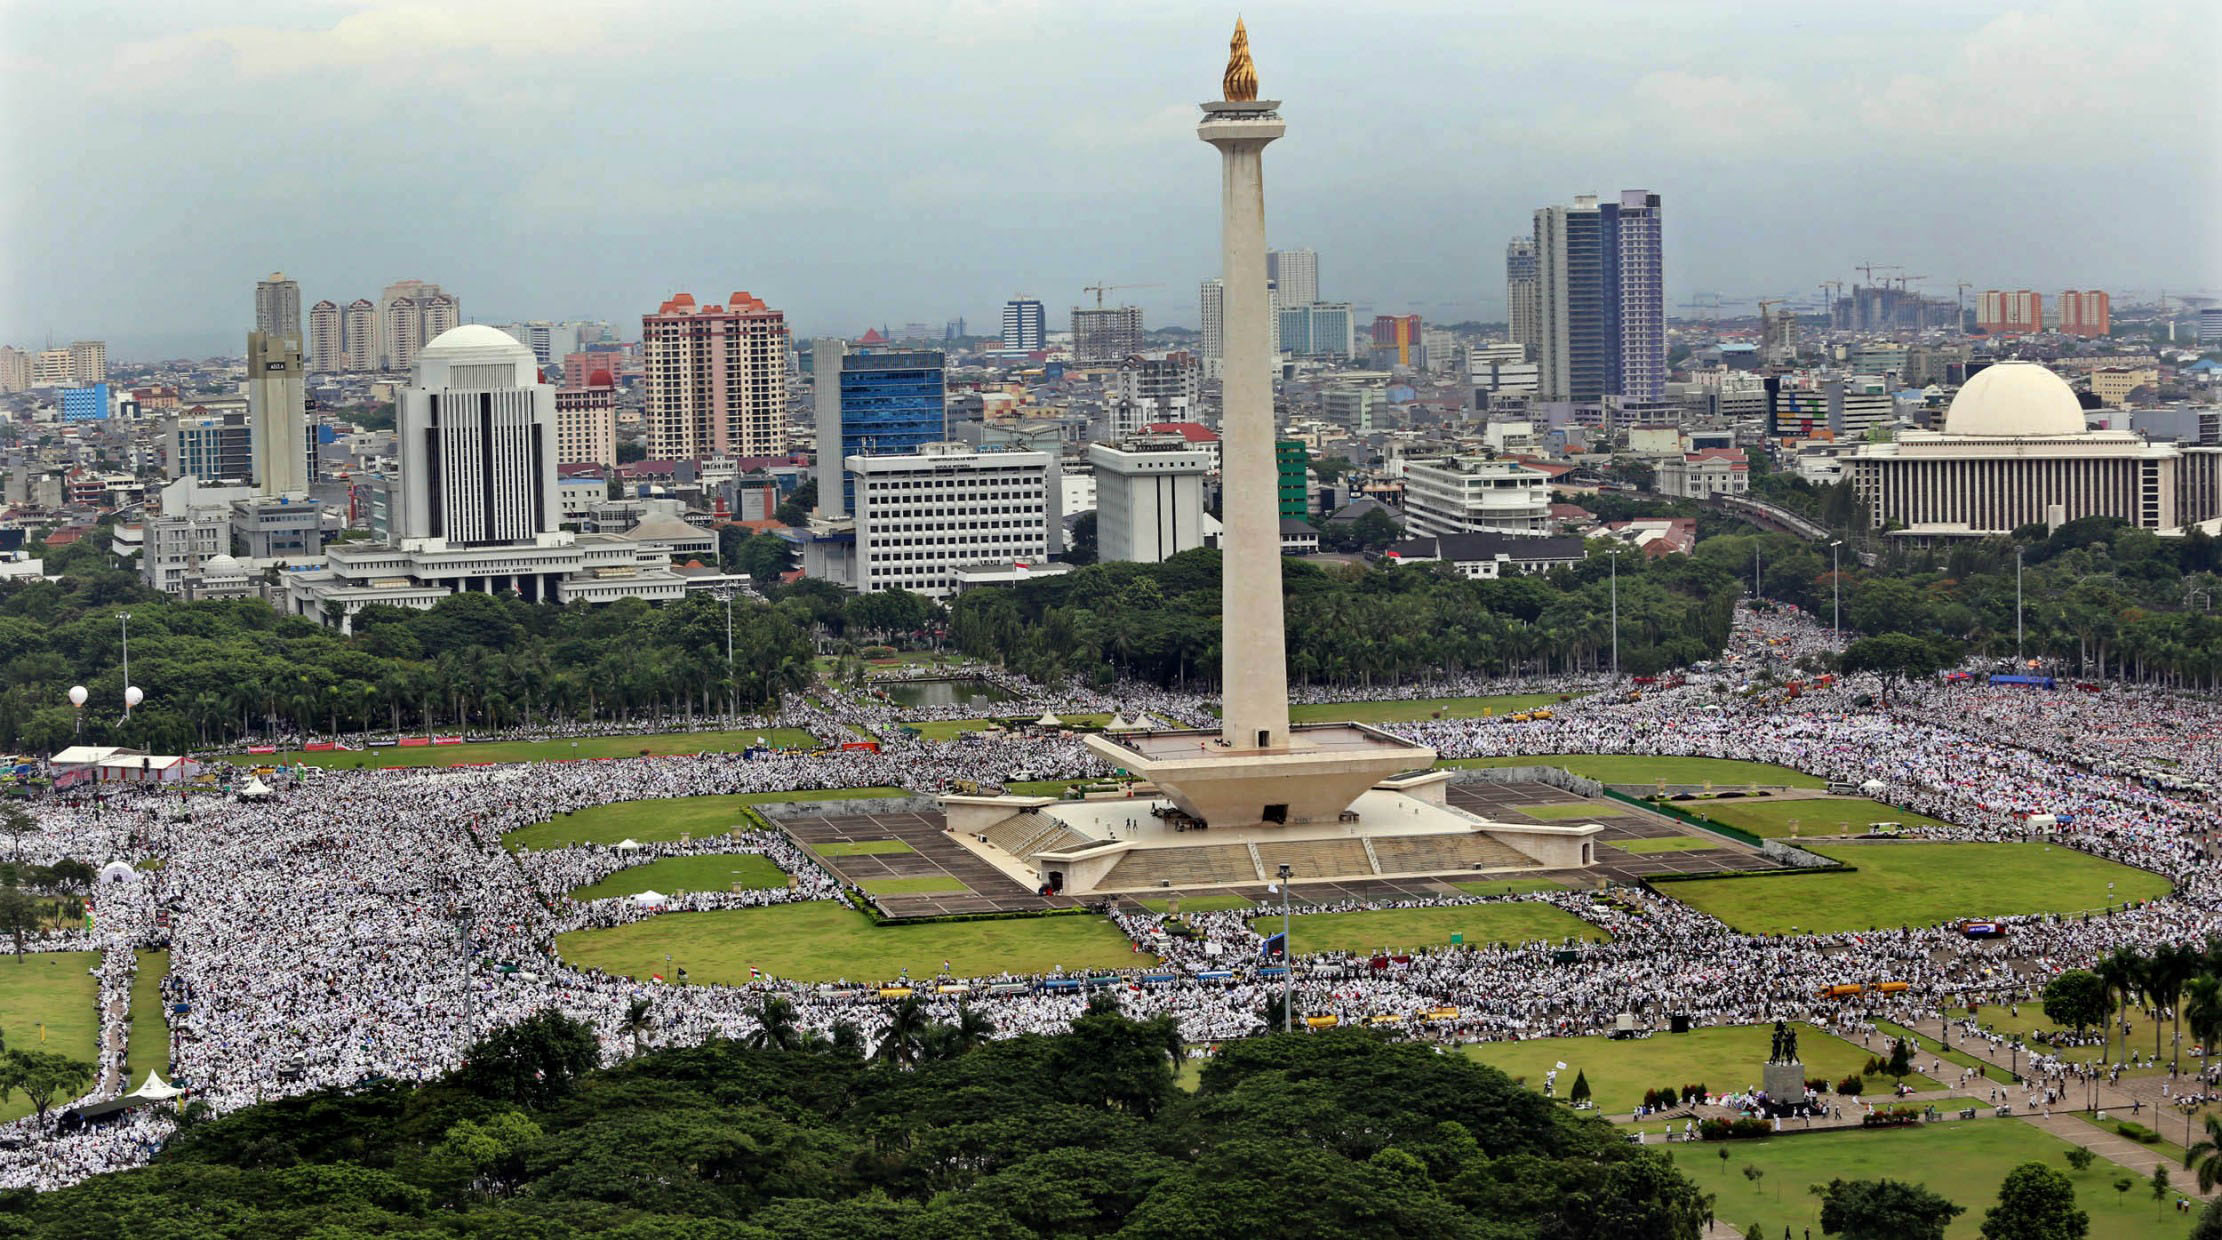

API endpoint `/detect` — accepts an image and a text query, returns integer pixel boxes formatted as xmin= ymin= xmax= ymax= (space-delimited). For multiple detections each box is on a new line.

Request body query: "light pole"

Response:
xmin=1277 ymin=862 xmax=1293 ymax=1034
xmin=2014 ymin=546 xmax=2025 ymax=664
xmin=117 ymin=612 xmax=140 ymax=722
xmin=711 ymin=588 xmax=736 ymax=724
xmin=1608 ymin=548 xmax=1621 ymax=680
xmin=1828 ymin=540 xmax=1842 ymax=644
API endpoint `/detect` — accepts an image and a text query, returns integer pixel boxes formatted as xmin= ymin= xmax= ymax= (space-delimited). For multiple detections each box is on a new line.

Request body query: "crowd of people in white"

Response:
xmin=8 ymin=603 xmax=2222 ymax=1192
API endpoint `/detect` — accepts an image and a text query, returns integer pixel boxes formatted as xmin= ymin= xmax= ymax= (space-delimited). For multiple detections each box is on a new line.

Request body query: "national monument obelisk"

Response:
xmin=1200 ymin=18 xmax=1290 ymax=755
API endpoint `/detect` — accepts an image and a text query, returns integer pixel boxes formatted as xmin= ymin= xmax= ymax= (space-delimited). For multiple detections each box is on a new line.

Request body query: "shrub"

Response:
xmin=1806 ymin=1077 xmax=1831 ymax=1094
xmin=2117 ymin=1121 xmax=2162 ymax=1144
xmin=1837 ymin=1075 xmax=1865 ymax=1096
xmin=1730 ymin=1117 xmax=1772 ymax=1139
xmin=1683 ymin=1083 xmax=1708 ymax=1104
xmin=1699 ymin=1118 xmax=1736 ymax=1141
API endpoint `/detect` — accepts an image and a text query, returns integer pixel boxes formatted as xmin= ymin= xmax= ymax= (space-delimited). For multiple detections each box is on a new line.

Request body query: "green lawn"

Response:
xmin=1439 ymin=754 xmax=1826 ymax=788
xmin=1692 ymin=1120 xmax=2196 ymax=1239
xmin=1876 ymin=1019 xmax=2016 ymax=1085
xmin=568 ymin=854 xmax=789 ymax=901
xmin=1451 ymin=878 xmax=1573 ymax=897
xmin=814 ymin=840 xmax=916 ymax=857
xmin=1250 ymin=903 xmax=1606 ymax=955
xmin=556 ymin=903 xmax=1149 ymax=984
xmin=216 ymin=727 xmax=825 ymax=770
xmin=1612 ymin=836 xmax=1719 ymax=855
xmin=0 ymin=951 xmax=101 ymax=1123
xmin=504 ymin=788 xmax=907 ymax=851
xmin=125 ymin=949 xmax=170 ymax=1086
xmin=1464 ymin=1022 xmax=1939 ymax=1113
xmin=1288 ymin=694 xmax=1578 ymax=724
xmin=860 ymin=876 xmax=969 ymax=895
xmin=1961 ymin=1003 xmax=2185 ymax=1076
xmin=1699 ymin=796 xmax=1957 ymax=839
xmin=908 ymin=714 xmax=1111 ymax=741
xmin=1663 ymin=842 xmax=2174 ymax=935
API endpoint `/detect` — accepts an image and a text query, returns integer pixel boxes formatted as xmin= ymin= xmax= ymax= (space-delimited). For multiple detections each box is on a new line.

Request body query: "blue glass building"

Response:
xmin=60 ymin=383 xmax=109 ymax=422
xmin=839 ymin=351 xmax=945 ymax=510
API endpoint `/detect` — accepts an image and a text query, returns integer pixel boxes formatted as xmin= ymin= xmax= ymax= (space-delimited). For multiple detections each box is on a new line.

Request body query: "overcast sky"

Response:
xmin=1 ymin=0 xmax=2214 ymax=360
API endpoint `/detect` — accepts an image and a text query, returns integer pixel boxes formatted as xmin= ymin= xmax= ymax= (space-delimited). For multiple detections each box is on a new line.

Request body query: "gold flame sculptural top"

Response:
xmin=1222 ymin=18 xmax=1258 ymax=101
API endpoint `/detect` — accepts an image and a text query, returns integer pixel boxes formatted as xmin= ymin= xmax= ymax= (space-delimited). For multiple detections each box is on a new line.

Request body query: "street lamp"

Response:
xmin=2014 ymin=547 xmax=2025 ymax=664
xmin=1608 ymin=547 xmax=1622 ymax=680
xmin=1277 ymin=863 xmax=1293 ymax=1035
xmin=117 ymin=612 xmax=140 ymax=721
xmin=67 ymin=685 xmax=86 ymax=738
xmin=710 ymin=588 xmax=736 ymax=724
xmin=1827 ymin=540 xmax=1842 ymax=644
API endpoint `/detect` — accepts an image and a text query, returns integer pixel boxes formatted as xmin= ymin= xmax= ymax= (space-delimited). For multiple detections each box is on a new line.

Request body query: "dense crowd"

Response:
xmin=9 ymin=603 xmax=2222 ymax=1192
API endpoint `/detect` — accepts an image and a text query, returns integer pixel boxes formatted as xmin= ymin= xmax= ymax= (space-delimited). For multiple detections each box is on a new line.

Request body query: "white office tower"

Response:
xmin=307 ymin=300 xmax=345 ymax=372
xmin=811 ymin=337 xmax=848 ymax=519
xmin=1266 ymin=247 xmax=1318 ymax=307
xmin=1001 ymin=297 xmax=1045 ymax=352
xmin=246 ymin=330 xmax=309 ymax=496
xmin=1200 ymin=279 xmax=1224 ymax=361
xmin=396 ymin=324 xmax=556 ymax=543
xmin=1089 ymin=433 xmax=1213 ymax=563
xmin=849 ymin=443 xmax=1054 ymax=598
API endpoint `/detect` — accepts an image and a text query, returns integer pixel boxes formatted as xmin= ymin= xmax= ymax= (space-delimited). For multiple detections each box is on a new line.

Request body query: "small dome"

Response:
xmin=419 ymin=324 xmax=534 ymax=359
xmin=203 ymin=553 xmax=243 ymax=574
xmin=1942 ymin=362 xmax=2087 ymax=437
xmin=588 ymin=368 xmax=614 ymax=387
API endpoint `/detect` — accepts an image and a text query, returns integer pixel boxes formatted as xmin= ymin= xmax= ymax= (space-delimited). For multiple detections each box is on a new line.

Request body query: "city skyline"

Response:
xmin=0 ymin=0 xmax=2214 ymax=359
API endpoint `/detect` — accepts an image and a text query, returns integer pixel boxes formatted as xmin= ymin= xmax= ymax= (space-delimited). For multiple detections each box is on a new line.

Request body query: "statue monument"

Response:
xmin=1762 ymin=1019 xmax=1806 ymax=1103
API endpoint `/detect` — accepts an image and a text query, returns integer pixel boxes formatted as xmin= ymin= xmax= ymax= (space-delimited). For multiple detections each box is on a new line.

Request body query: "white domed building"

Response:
xmin=284 ymin=325 xmax=717 ymax=629
xmin=1847 ymin=362 xmax=2222 ymax=541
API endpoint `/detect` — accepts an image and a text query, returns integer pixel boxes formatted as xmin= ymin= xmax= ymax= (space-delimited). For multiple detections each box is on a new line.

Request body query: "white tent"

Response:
xmin=98 ymin=860 xmax=137 ymax=885
xmin=1859 ymin=779 xmax=1888 ymax=796
xmin=1104 ymin=714 xmax=1132 ymax=732
xmin=630 ymin=890 xmax=669 ymax=907
xmin=128 ymin=1071 xmax=182 ymax=1101
xmin=237 ymin=776 xmax=274 ymax=801
xmin=1036 ymin=713 xmax=1062 ymax=727
xmin=614 ymin=839 xmax=645 ymax=852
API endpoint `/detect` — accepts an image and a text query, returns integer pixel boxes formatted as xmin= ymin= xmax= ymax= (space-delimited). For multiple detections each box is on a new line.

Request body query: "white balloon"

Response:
xmin=124 ymin=686 xmax=145 ymax=708
xmin=68 ymin=685 xmax=88 ymax=707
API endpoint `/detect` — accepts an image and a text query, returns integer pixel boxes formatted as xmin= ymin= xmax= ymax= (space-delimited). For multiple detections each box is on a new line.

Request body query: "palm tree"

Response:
xmin=748 ymin=996 xmax=801 ymax=1052
xmin=620 ymin=997 xmax=653 ymax=1057
xmin=828 ymin=1021 xmax=864 ymax=1060
xmin=2096 ymin=947 xmax=2142 ymax=1064
xmin=2185 ymin=975 xmax=2222 ymax=1067
xmin=872 ymin=996 xmax=928 ymax=1069
xmin=2148 ymin=944 xmax=2199 ymax=1072
xmin=949 ymin=1004 xmax=995 ymax=1054
xmin=2187 ymin=1113 xmax=2222 ymax=1194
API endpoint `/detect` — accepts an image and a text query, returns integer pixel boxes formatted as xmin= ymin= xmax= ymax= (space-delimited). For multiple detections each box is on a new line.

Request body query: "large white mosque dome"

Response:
xmin=418 ymin=324 xmax=533 ymax=359
xmin=413 ymin=324 xmax=537 ymax=387
xmin=1941 ymin=361 xmax=2088 ymax=437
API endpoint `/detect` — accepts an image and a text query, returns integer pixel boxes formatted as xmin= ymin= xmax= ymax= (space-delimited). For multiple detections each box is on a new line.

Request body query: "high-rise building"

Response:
xmin=641 ymin=290 xmax=789 ymax=461
xmin=246 ymin=331 xmax=310 ymax=497
xmin=2201 ymin=307 xmax=2222 ymax=348
xmin=1276 ymin=439 xmax=1309 ymax=520
xmin=377 ymin=280 xmax=460 ymax=370
xmin=1000 ymin=297 xmax=1045 ymax=352
xmin=341 ymin=299 xmax=377 ymax=372
xmin=1199 ymin=279 xmax=1224 ymax=361
xmin=1071 ymin=305 xmax=1144 ymax=363
xmin=554 ymin=380 xmax=619 ymax=469
xmin=256 ymin=272 xmax=302 ymax=340
xmin=1266 ymin=247 xmax=1318 ymax=307
xmin=396 ymin=325 xmax=556 ymax=544
xmin=167 ymin=412 xmax=254 ymax=482
xmin=1371 ymin=313 xmax=1422 ymax=368
xmin=1277 ymin=302 xmax=1356 ymax=358
xmin=33 ymin=349 xmax=73 ymax=387
xmin=1109 ymin=353 xmax=1200 ymax=438
xmin=1533 ymin=190 xmax=1663 ymax=402
xmin=1976 ymin=290 xmax=2043 ymax=336
xmin=823 ymin=346 xmax=947 ymax=512
xmin=60 ymin=383 xmax=110 ymax=422
xmin=849 ymin=443 xmax=1054 ymax=597
xmin=1505 ymin=238 xmax=1539 ymax=357
xmin=0 ymin=347 xmax=28 ymax=394
xmin=1761 ymin=305 xmax=1800 ymax=365
xmin=2056 ymin=290 xmax=2111 ymax=338
xmin=67 ymin=340 xmax=107 ymax=384
xmin=1089 ymin=433 xmax=1213 ymax=563
xmin=1401 ymin=455 xmax=1552 ymax=535
xmin=306 ymin=300 xmax=344 ymax=372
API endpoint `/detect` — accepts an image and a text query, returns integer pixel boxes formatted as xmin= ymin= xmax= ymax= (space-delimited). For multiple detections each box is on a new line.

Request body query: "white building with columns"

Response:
xmin=1089 ymin=433 xmax=1215 ymax=563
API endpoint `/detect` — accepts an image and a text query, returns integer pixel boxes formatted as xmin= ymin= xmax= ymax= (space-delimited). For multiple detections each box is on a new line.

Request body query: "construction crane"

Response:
xmin=1855 ymin=262 xmax=1900 ymax=287
xmin=1818 ymin=281 xmax=1845 ymax=329
xmin=1955 ymin=282 xmax=1974 ymax=335
xmin=1082 ymin=281 xmax=1162 ymax=307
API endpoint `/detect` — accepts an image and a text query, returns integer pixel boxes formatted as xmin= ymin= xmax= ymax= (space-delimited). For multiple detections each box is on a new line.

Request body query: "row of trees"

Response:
xmin=7 ymin=1010 xmax=1721 ymax=1237
xmin=2043 ymin=940 xmax=2222 ymax=1076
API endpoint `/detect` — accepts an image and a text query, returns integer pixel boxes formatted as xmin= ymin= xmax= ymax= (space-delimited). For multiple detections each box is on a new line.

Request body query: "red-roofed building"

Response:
xmin=642 ymin=290 xmax=787 ymax=461
xmin=1143 ymin=421 xmax=1221 ymax=471
xmin=1606 ymin=518 xmax=1696 ymax=557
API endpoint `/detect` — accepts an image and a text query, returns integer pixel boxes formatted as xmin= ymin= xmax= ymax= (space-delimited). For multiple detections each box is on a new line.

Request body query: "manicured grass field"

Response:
xmin=1664 ymin=842 xmax=2174 ymax=935
xmin=1289 ymin=694 xmax=1577 ymax=724
xmin=908 ymin=714 xmax=1112 ymax=741
xmin=1960 ymin=1003 xmax=2186 ymax=1076
xmin=1439 ymin=754 xmax=1826 ymax=788
xmin=568 ymin=854 xmax=789 ymax=901
xmin=860 ymin=876 xmax=969 ymax=895
xmin=0 ymin=951 xmax=101 ymax=1123
xmin=125 ymin=949 xmax=170 ymax=1086
xmin=1612 ymin=836 xmax=1719 ymax=854
xmin=503 ymin=788 xmax=907 ymax=851
xmin=1251 ymin=903 xmax=1606 ymax=955
xmin=1875 ymin=1019 xmax=2015 ymax=1085
xmin=1452 ymin=878 xmax=1573 ymax=897
xmin=814 ymin=840 xmax=915 ymax=857
xmin=1699 ymin=796 xmax=1956 ymax=839
xmin=1692 ymin=1120 xmax=2195 ymax=1239
xmin=556 ymin=903 xmax=1151 ymax=984
xmin=1464 ymin=1022 xmax=1939 ymax=1113
xmin=217 ymin=727 xmax=825 ymax=770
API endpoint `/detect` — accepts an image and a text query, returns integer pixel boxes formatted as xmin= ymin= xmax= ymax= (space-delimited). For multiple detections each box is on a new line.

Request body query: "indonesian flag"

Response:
xmin=651 ymin=974 xmax=665 ymax=984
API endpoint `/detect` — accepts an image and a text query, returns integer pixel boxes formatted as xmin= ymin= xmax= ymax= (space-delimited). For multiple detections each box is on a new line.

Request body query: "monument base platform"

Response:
xmin=1762 ymin=1061 xmax=1808 ymax=1103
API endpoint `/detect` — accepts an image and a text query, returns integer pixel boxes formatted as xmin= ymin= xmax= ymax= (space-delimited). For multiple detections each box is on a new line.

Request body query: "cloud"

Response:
xmin=1628 ymin=71 xmax=1811 ymax=146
